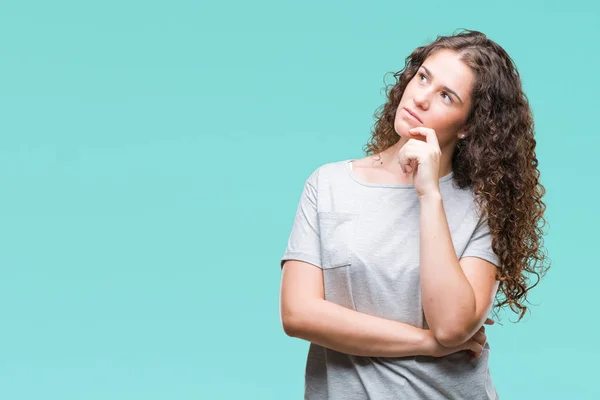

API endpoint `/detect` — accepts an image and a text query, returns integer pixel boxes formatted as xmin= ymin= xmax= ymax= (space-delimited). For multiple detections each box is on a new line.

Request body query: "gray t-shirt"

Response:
xmin=280 ymin=159 xmax=501 ymax=400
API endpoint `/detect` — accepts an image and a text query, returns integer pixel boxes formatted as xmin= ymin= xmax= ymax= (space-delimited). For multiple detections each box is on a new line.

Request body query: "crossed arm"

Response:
xmin=280 ymin=194 xmax=499 ymax=356
xmin=280 ymin=259 xmax=432 ymax=357
xmin=280 ymin=257 xmax=495 ymax=358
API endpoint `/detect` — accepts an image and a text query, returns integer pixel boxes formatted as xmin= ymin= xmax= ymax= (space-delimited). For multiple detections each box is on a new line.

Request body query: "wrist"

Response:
xmin=419 ymin=330 xmax=438 ymax=357
xmin=418 ymin=190 xmax=442 ymax=202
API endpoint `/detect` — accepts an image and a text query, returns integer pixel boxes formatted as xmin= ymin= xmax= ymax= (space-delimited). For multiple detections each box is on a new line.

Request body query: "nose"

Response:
xmin=413 ymin=89 xmax=430 ymax=110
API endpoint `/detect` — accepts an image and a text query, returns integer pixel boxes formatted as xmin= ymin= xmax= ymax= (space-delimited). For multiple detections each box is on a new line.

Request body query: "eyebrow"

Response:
xmin=421 ymin=65 xmax=464 ymax=104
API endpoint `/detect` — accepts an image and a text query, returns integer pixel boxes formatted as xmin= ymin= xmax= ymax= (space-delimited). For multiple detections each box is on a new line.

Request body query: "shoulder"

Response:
xmin=444 ymin=181 xmax=489 ymax=223
xmin=445 ymin=178 xmax=478 ymax=203
xmin=304 ymin=158 xmax=350 ymax=186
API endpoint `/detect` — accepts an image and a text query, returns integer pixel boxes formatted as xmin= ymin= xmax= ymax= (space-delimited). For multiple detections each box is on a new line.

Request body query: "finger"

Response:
xmin=476 ymin=343 xmax=485 ymax=359
xmin=397 ymin=149 xmax=419 ymax=173
xmin=473 ymin=331 xmax=487 ymax=346
xmin=468 ymin=341 xmax=483 ymax=358
xmin=469 ymin=341 xmax=483 ymax=360
xmin=408 ymin=127 xmax=440 ymax=149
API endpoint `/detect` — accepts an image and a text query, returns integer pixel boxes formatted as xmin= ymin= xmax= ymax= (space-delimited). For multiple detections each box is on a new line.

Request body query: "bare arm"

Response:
xmin=280 ymin=259 xmax=434 ymax=357
xmin=418 ymin=192 xmax=499 ymax=347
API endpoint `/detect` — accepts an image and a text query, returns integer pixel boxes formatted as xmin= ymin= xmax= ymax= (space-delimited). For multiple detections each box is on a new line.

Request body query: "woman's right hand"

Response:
xmin=426 ymin=318 xmax=494 ymax=359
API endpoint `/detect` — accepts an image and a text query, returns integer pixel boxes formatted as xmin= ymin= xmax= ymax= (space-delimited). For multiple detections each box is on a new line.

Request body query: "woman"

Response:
xmin=279 ymin=29 xmax=550 ymax=399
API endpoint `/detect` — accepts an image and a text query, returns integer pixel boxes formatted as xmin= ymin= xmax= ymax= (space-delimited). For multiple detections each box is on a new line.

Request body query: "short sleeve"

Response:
xmin=280 ymin=171 xmax=321 ymax=269
xmin=460 ymin=210 xmax=501 ymax=267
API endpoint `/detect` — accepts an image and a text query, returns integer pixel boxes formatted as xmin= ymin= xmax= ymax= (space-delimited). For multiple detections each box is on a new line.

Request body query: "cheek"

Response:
xmin=403 ymin=80 xmax=417 ymax=95
xmin=427 ymin=109 xmax=464 ymax=132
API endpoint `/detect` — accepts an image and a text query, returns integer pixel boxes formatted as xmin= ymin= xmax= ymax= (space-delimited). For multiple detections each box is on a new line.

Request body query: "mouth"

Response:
xmin=403 ymin=107 xmax=423 ymax=124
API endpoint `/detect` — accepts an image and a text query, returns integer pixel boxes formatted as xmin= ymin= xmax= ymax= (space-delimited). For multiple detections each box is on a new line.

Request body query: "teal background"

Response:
xmin=0 ymin=0 xmax=597 ymax=398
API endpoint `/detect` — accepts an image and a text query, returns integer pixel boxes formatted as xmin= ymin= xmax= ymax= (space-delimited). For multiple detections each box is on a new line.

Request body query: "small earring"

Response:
xmin=459 ymin=134 xmax=466 ymax=139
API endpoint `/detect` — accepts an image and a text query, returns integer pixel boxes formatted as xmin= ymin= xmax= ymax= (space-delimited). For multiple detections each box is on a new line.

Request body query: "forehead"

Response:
xmin=421 ymin=49 xmax=474 ymax=95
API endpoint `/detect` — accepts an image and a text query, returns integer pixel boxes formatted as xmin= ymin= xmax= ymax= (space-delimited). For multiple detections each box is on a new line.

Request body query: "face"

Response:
xmin=394 ymin=49 xmax=475 ymax=147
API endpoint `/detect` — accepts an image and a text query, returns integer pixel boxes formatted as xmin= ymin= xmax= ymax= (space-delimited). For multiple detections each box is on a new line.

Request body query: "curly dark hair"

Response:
xmin=363 ymin=29 xmax=550 ymax=322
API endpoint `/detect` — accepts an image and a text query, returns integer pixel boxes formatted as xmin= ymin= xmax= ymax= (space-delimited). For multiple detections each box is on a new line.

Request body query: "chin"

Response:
xmin=395 ymin=125 xmax=411 ymax=139
xmin=393 ymin=122 xmax=406 ymax=136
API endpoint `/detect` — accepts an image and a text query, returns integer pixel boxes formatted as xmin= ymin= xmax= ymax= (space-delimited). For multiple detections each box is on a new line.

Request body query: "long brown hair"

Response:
xmin=364 ymin=29 xmax=550 ymax=321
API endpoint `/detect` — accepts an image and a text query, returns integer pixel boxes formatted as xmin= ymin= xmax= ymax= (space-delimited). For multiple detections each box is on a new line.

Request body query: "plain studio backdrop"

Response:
xmin=0 ymin=0 xmax=598 ymax=399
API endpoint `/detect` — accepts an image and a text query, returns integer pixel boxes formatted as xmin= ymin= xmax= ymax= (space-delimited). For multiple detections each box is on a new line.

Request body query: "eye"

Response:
xmin=418 ymin=72 xmax=453 ymax=103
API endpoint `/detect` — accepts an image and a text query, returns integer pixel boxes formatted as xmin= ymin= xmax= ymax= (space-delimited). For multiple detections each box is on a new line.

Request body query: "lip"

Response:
xmin=403 ymin=107 xmax=423 ymax=124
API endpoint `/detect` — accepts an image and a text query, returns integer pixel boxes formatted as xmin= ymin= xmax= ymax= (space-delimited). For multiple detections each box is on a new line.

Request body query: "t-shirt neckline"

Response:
xmin=344 ymin=159 xmax=454 ymax=189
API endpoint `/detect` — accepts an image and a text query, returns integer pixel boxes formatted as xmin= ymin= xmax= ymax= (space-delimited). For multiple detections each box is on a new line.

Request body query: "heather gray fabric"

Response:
xmin=280 ymin=159 xmax=501 ymax=400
